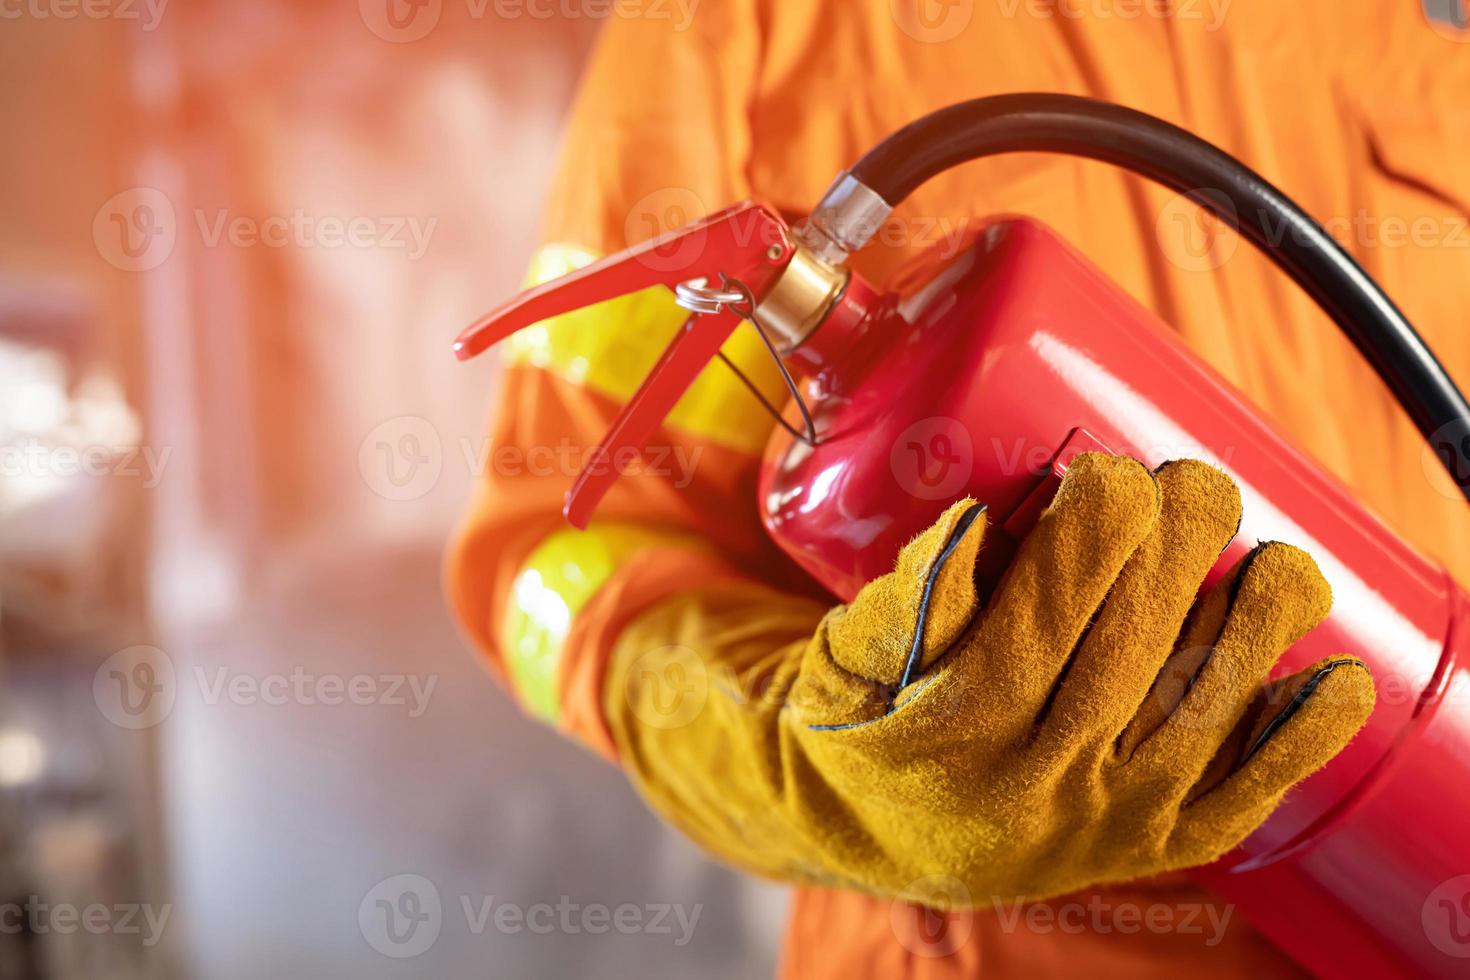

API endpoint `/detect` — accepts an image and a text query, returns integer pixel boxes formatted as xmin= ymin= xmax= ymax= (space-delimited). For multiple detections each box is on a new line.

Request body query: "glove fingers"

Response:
xmin=1170 ymin=657 xmax=1375 ymax=862
xmin=1115 ymin=546 xmax=1246 ymax=761
xmin=828 ymin=498 xmax=988 ymax=686
xmin=972 ymin=453 xmax=1159 ymax=732
xmin=1120 ymin=542 xmax=1333 ymax=783
xmin=1042 ymin=460 xmax=1240 ymax=744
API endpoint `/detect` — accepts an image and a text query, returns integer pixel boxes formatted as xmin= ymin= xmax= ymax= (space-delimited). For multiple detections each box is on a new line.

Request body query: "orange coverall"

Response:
xmin=448 ymin=2 xmax=1470 ymax=976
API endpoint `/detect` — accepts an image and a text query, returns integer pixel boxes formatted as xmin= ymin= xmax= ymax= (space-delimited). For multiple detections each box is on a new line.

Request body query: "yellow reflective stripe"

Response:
xmin=509 ymin=244 xmax=787 ymax=454
xmin=502 ymin=522 xmax=702 ymax=722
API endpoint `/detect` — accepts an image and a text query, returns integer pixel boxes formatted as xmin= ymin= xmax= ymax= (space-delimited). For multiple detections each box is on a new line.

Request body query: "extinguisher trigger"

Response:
xmin=452 ymin=200 xmax=794 ymax=361
xmin=562 ymin=309 xmax=745 ymax=528
xmin=450 ymin=199 xmax=799 ymax=528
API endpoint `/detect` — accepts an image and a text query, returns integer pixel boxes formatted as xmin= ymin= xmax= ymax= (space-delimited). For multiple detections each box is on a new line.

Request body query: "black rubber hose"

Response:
xmin=848 ymin=93 xmax=1470 ymax=502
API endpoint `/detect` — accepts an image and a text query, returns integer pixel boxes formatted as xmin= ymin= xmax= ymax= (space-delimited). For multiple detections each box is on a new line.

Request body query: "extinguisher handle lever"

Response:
xmin=453 ymin=200 xmax=799 ymax=526
xmin=452 ymin=200 xmax=794 ymax=360
xmin=563 ymin=307 xmax=745 ymax=527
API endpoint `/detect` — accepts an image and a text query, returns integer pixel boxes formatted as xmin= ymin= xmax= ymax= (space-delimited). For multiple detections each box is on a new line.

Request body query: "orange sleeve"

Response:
xmin=538 ymin=1 xmax=762 ymax=254
xmin=445 ymin=8 xmax=823 ymax=751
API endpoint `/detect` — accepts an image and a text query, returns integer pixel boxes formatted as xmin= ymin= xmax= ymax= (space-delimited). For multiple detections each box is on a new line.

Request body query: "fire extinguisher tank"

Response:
xmin=760 ymin=216 xmax=1470 ymax=978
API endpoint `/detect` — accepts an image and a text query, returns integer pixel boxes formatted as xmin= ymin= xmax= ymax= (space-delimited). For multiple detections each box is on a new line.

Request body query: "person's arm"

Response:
xmin=446 ymin=5 xmax=811 ymax=753
xmin=448 ymin=14 xmax=1373 ymax=904
xmin=603 ymin=454 xmax=1375 ymax=898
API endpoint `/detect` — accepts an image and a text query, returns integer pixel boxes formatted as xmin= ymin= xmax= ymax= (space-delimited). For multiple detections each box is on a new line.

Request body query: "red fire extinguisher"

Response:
xmin=453 ymin=94 xmax=1470 ymax=979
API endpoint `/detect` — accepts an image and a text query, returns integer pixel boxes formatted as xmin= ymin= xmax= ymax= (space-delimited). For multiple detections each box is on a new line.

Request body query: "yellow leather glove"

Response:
xmin=605 ymin=453 xmax=1375 ymax=904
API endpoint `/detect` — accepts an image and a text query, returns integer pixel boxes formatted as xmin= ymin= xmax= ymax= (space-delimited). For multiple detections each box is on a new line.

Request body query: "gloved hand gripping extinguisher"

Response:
xmin=454 ymin=94 xmax=1470 ymax=979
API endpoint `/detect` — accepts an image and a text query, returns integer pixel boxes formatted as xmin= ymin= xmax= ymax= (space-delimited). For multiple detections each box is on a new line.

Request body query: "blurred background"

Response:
xmin=0 ymin=3 xmax=785 ymax=977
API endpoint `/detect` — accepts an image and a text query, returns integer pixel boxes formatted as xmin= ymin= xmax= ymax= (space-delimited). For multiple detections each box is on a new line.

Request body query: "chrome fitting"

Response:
xmin=793 ymin=172 xmax=893 ymax=265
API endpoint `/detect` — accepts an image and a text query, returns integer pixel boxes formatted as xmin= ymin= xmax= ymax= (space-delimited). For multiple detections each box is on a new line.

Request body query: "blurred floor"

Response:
xmin=156 ymin=539 xmax=787 ymax=979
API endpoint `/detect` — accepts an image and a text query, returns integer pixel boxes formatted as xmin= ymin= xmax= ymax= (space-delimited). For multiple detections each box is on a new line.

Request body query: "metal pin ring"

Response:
xmin=675 ymin=277 xmax=746 ymax=315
